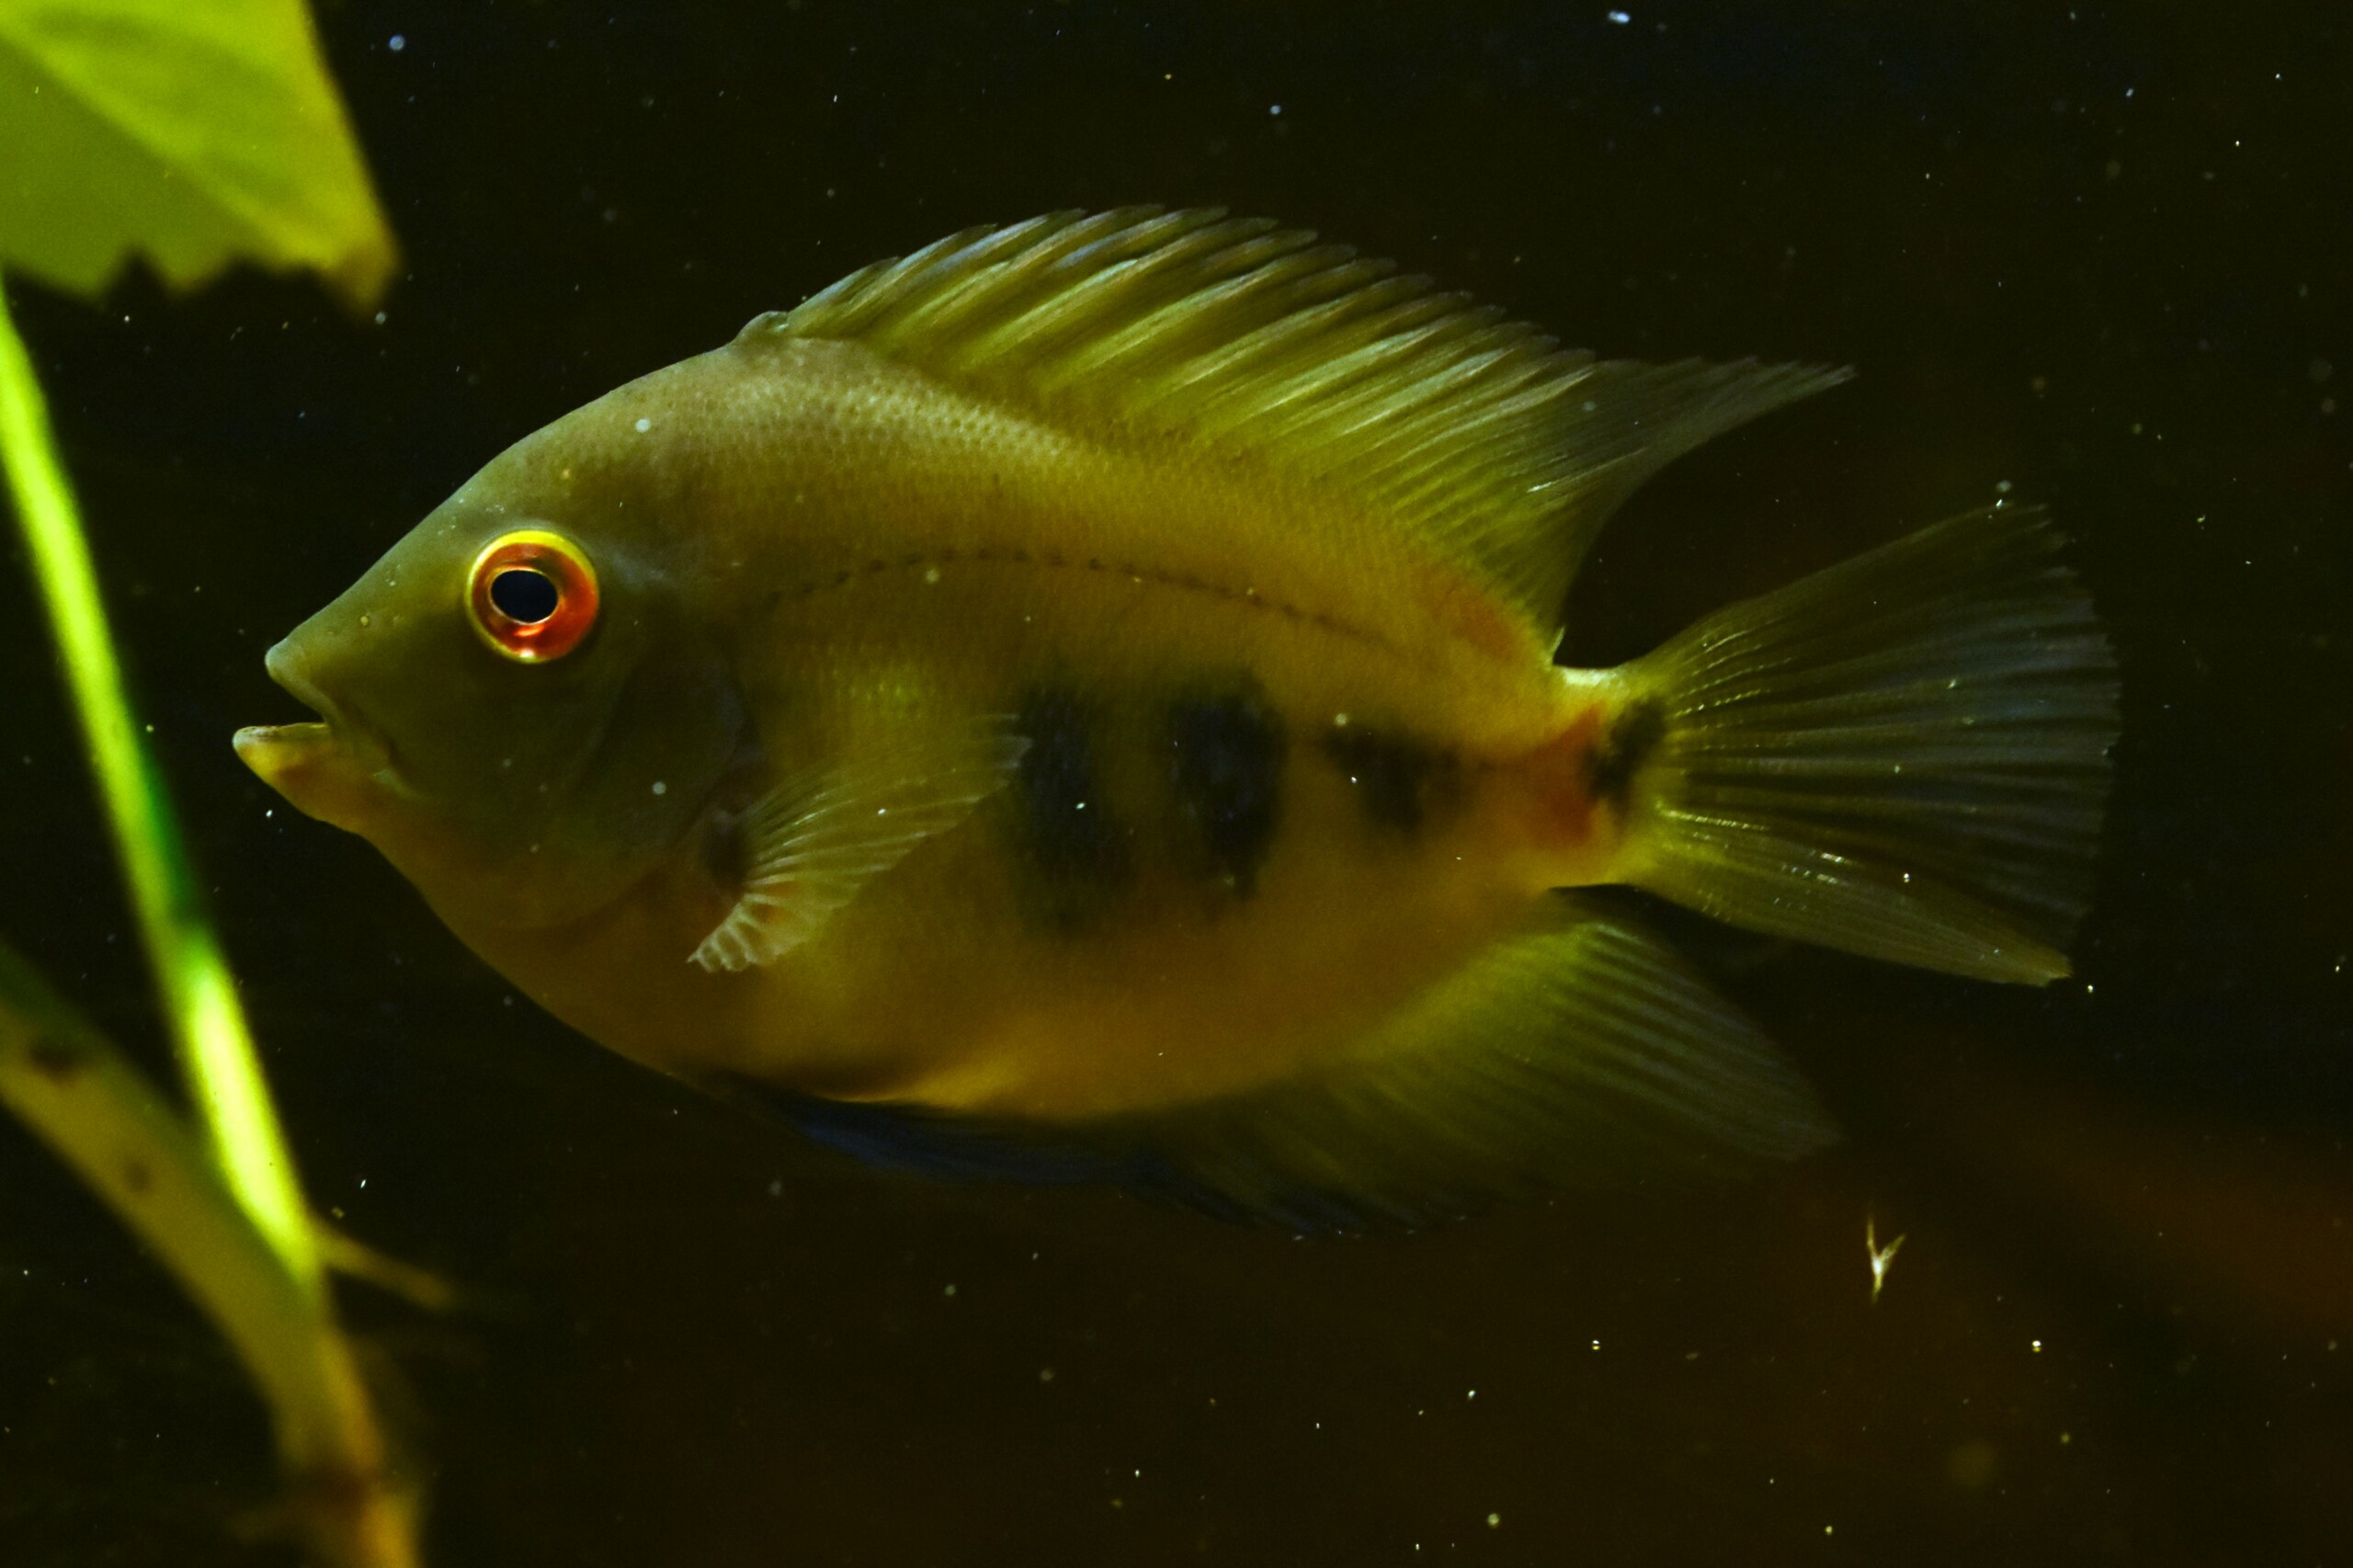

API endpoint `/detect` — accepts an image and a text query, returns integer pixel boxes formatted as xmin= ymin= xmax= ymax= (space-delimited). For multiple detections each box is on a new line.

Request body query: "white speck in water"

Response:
xmin=651 ymin=781 xmax=667 ymax=796
xmin=875 ymin=807 xmax=888 ymax=816
xmin=924 ymin=566 xmax=940 ymax=584
xmin=388 ymin=33 xmax=406 ymax=51
xmin=1333 ymin=712 xmax=1350 ymax=727
xmin=1487 ymin=1514 xmax=1501 ymax=1528
xmin=1607 ymin=9 xmax=1631 ymax=22
xmin=1075 ymin=801 xmax=1087 ymax=812
xmin=1867 ymin=1215 xmax=1906 ymax=1303
xmin=1268 ymin=103 xmax=1282 ymax=116
xmin=633 ymin=416 xmax=653 ymax=433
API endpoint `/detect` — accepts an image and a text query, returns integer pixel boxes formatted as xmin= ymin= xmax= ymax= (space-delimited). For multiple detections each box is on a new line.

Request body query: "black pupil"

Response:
xmin=489 ymin=565 xmax=561 ymax=624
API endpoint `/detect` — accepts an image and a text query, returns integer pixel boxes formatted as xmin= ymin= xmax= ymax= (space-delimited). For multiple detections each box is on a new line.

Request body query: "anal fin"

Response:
xmin=725 ymin=897 xmax=1835 ymax=1233
xmin=1115 ymin=895 xmax=1836 ymax=1230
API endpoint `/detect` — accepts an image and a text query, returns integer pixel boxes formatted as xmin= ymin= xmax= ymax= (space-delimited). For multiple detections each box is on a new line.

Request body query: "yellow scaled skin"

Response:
xmin=240 ymin=330 xmax=1634 ymax=1124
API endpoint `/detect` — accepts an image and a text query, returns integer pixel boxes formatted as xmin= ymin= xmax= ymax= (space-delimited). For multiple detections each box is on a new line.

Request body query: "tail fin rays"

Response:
xmin=1615 ymin=506 xmax=2119 ymax=983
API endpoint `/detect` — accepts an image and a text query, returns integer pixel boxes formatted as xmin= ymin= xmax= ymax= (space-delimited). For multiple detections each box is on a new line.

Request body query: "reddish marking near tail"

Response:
xmin=1519 ymin=705 xmax=1607 ymax=849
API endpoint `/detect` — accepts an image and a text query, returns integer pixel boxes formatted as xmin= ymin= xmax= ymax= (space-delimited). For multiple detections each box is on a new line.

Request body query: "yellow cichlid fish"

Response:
xmin=235 ymin=209 xmax=2118 ymax=1229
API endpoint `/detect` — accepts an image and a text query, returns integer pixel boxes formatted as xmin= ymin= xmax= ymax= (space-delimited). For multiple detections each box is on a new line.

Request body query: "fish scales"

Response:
xmin=368 ymin=335 xmax=1582 ymax=1120
xmin=237 ymin=209 xmax=2119 ymax=1228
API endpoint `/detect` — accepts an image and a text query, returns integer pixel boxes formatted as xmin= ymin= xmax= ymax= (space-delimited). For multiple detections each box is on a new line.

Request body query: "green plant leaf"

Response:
xmin=0 ymin=0 xmax=395 ymax=306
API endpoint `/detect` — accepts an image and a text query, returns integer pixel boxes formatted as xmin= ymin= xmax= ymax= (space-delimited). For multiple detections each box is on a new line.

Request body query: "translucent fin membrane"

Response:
xmin=1123 ymin=900 xmax=1836 ymax=1230
xmin=1620 ymin=506 xmax=2120 ymax=983
xmin=733 ymin=900 xmax=1836 ymax=1234
xmin=766 ymin=207 xmax=1848 ymax=628
xmin=691 ymin=718 xmax=1028 ymax=972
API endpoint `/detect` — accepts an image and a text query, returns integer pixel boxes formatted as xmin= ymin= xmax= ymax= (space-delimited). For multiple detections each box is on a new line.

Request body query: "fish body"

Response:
xmin=239 ymin=210 xmax=2118 ymax=1227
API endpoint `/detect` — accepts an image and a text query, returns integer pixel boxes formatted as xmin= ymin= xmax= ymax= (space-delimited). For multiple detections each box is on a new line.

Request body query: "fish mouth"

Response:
xmin=233 ymin=640 xmax=395 ymax=818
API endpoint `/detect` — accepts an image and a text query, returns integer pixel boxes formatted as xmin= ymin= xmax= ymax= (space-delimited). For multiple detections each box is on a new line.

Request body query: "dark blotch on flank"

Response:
xmin=1325 ymin=729 xmax=1449 ymax=833
xmin=1585 ymin=699 xmax=1665 ymax=809
xmin=1167 ymin=689 xmax=1285 ymax=895
xmin=1013 ymin=687 xmax=1131 ymax=921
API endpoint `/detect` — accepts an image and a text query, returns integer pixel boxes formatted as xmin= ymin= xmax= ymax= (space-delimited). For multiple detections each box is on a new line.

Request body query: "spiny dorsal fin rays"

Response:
xmin=771 ymin=208 xmax=1851 ymax=630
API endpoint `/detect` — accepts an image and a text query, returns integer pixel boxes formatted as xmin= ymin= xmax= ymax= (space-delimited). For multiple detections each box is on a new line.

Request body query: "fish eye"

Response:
xmin=466 ymin=529 xmax=599 ymax=663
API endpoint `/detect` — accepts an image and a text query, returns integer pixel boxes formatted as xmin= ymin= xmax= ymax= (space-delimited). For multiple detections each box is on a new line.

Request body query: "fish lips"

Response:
xmin=233 ymin=639 xmax=398 ymax=832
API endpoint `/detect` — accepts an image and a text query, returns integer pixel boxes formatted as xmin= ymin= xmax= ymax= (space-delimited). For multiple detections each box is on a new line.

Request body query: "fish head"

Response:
xmin=237 ymin=456 xmax=747 ymax=937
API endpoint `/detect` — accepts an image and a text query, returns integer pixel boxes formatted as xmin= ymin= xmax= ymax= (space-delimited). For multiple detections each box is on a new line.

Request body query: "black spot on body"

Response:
xmin=699 ymin=810 xmax=746 ymax=892
xmin=1586 ymin=699 xmax=1665 ymax=809
xmin=1013 ymin=687 xmax=1131 ymax=924
xmin=1325 ymin=729 xmax=1451 ymax=834
xmin=1167 ymin=690 xmax=1285 ymax=895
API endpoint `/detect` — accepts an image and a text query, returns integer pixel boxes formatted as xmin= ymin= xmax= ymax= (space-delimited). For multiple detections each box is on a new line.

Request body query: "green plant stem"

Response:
xmin=0 ymin=940 xmax=418 ymax=1568
xmin=0 ymin=280 xmax=318 ymax=1290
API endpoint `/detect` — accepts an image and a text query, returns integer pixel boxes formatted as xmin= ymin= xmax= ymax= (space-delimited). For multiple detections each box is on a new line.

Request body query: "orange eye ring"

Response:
xmin=466 ymin=529 xmax=599 ymax=663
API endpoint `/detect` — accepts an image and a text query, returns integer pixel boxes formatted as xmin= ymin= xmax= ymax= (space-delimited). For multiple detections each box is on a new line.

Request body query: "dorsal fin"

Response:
xmin=761 ymin=207 xmax=1852 ymax=628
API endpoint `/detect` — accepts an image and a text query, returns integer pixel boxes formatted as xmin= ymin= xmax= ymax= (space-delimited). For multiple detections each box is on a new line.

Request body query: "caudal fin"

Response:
xmin=1613 ymin=506 xmax=2119 ymax=983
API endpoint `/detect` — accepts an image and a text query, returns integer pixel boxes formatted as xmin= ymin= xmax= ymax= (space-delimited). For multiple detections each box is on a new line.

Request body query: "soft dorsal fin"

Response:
xmin=759 ymin=207 xmax=1851 ymax=628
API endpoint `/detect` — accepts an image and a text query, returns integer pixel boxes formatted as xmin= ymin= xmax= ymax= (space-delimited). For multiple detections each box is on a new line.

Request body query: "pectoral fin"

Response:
xmin=691 ymin=717 xmax=1029 ymax=972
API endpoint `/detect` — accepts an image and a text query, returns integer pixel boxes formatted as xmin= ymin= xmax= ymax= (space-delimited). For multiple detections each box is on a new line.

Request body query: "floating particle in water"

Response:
xmin=1868 ymin=1213 xmax=1906 ymax=1304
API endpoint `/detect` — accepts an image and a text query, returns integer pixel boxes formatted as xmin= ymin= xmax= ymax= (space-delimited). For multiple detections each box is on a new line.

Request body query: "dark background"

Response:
xmin=3 ymin=2 xmax=2348 ymax=1562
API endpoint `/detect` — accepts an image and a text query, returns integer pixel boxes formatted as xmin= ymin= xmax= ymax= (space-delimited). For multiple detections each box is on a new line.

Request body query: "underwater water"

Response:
xmin=2 ymin=2 xmax=2347 ymax=1562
